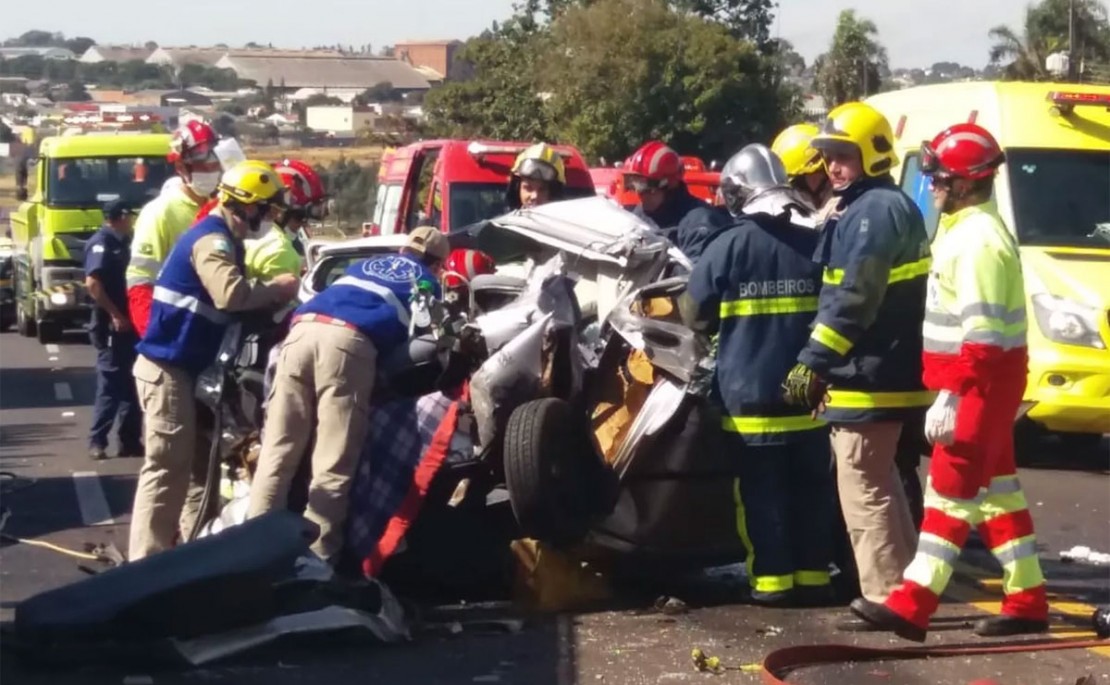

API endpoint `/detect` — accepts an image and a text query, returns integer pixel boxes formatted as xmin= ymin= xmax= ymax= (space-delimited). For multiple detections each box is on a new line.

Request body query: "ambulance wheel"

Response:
xmin=36 ymin=319 xmax=61 ymax=344
xmin=16 ymin=301 xmax=36 ymax=338
xmin=0 ymin=307 xmax=13 ymax=332
xmin=504 ymin=398 xmax=597 ymax=546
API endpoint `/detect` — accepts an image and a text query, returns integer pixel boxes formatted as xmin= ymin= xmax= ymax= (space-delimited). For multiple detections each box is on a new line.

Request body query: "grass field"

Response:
xmin=241 ymin=145 xmax=385 ymax=167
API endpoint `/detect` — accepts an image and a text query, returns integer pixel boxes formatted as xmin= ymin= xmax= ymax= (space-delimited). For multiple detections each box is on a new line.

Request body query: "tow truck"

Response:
xmin=9 ymin=132 xmax=171 ymax=342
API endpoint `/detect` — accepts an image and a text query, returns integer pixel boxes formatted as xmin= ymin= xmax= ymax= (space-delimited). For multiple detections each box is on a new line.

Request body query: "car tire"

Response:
xmin=16 ymin=301 xmax=36 ymax=338
xmin=504 ymin=397 xmax=600 ymax=545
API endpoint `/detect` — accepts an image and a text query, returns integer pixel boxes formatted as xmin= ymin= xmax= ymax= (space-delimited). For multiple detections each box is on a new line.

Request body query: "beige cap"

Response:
xmin=405 ymin=225 xmax=451 ymax=261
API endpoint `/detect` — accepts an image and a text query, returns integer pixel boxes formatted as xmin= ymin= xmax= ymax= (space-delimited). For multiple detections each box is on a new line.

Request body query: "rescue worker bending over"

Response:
xmin=247 ymin=226 xmax=450 ymax=564
xmin=772 ymin=123 xmax=832 ymax=216
xmin=128 ymin=161 xmax=299 ymax=561
xmin=851 ymin=124 xmax=1048 ymax=642
xmin=245 ymin=159 xmax=327 ymax=280
xmin=128 ymin=121 xmax=224 ymax=336
xmin=624 ymin=140 xmax=732 ymax=262
xmin=507 ymin=143 xmax=566 ymax=210
xmin=781 ymin=102 xmax=932 ymax=615
xmin=682 ymin=144 xmax=835 ymax=607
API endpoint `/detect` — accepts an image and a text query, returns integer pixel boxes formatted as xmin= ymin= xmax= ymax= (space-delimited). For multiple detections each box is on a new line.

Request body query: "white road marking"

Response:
xmin=54 ymin=382 xmax=73 ymax=402
xmin=48 ymin=356 xmax=59 ymax=362
xmin=61 ymin=411 xmax=75 ymax=418
xmin=72 ymin=471 xmax=115 ymax=527
xmin=45 ymin=344 xmax=60 ymax=354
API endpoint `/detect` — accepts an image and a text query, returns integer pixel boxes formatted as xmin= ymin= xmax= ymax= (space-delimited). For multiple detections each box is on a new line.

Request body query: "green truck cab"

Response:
xmin=9 ymin=133 xmax=172 ymax=342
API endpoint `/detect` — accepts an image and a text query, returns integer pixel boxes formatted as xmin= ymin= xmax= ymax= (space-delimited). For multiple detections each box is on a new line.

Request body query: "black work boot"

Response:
xmin=849 ymin=597 xmax=927 ymax=643
xmin=973 ymin=615 xmax=1049 ymax=637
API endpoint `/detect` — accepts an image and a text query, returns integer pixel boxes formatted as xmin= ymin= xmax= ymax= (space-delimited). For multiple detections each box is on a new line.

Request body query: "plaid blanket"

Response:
xmin=345 ymin=391 xmax=464 ymax=576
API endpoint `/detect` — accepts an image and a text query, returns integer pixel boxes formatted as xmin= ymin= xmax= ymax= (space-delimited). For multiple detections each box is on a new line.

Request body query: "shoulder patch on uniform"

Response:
xmin=91 ymin=244 xmax=105 ymax=253
xmin=211 ymin=238 xmax=232 ymax=255
xmin=139 ymin=243 xmax=154 ymax=255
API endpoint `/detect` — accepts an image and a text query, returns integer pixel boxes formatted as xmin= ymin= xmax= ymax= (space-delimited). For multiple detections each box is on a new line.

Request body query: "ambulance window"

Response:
xmin=372 ymin=184 xmax=388 ymax=225
xmin=429 ymin=182 xmax=443 ymax=228
xmin=379 ymin=184 xmax=404 ymax=235
xmin=900 ymin=153 xmax=939 ymax=241
xmin=406 ymin=148 xmax=440 ymax=230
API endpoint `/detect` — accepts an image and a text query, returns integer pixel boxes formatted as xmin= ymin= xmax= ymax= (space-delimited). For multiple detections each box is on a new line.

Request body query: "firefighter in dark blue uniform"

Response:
xmin=624 ymin=140 xmax=732 ymax=263
xmin=682 ymin=144 xmax=835 ymax=606
xmin=84 ymin=199 xmax=142 ymax=460
xmin=781 ymin=102 xmax=932 ymax=614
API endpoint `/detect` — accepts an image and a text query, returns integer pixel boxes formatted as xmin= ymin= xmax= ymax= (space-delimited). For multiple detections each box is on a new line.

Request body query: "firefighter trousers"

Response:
xmin=247 ymin=321 xmax=377 ymax=563
xmin=731 ymin=430 xmax=837 ymax=601
xmin=885 ymin=375 xmax=1048 ymax=629
xmin=129 ymin=355 xmax=215 ymax=561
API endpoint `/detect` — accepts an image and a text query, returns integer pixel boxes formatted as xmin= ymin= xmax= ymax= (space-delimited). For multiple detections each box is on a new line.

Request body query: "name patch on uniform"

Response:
xmin=211 ymin=238 xmax=232 ymax=255
xmin=735 ymin=279 xmax=817 ymax=298
xmin=363 ymin=256 xmax=418 ymax=283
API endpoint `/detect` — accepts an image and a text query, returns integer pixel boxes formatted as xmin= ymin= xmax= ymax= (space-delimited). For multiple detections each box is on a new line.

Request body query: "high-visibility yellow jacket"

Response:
xmin=922 ymin=202 xmax=1027 ymax=395
xmin=126 ymin=183 xmax=201 ymax=289
xmin=244 ymin=226 xmax=303 ymax=281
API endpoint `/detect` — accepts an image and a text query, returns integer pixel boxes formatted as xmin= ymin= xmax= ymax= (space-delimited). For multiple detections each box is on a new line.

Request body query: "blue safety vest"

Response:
xmin=686 ymin=212 xmax=826 ymax=445
xmin=137 ymin=215 xmax=241 ymax=376
xmin=296 ymin=254 xmax=439 ymax=354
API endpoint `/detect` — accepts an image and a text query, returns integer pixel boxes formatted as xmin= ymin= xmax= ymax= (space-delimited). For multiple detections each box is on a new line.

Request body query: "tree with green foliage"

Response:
xmin=540 ymin=0 xmax=791 ymax=162
xmin=989 ymin=0 xmax=1110 ymax=80
xmin=314 ymin=158 xmax=379 ymax=229
xmin=62 ymin=81 xmax=90 ymax=101
xmin=356 ymin=81 xmax=404 ymax=104
xmin=813 ymin=9 xmax=888 ymax=108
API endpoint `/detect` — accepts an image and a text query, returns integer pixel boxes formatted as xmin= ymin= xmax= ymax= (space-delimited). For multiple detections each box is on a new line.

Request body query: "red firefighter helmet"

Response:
xmin=168 ymin=120 xmax=219 ymax=165
xmin=921 ymin=123 xmax=1005 ymax=181
xmin=275 ymin=159 xmax=328 ymax=219
xmin=443 ymin=248 xmax=496 ymax=291
xmin=623 ymin=140 xmax=684 ymax=191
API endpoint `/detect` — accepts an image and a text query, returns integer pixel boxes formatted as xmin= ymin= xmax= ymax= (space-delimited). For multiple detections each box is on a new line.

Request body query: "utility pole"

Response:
xmin=1068 ymin=0 xmax=1078 ymax=82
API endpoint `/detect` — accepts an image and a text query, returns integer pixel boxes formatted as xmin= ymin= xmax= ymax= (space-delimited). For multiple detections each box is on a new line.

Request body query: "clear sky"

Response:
xmin=4 ymin=0 xmax=1063 ymax=69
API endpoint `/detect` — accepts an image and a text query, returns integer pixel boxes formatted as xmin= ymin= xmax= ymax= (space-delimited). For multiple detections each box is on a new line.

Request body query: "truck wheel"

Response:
xmin=504 ymin=397 xmax=600 ymax=545
xmin=0 ymin=308 xmax=13 ymax=332
xmin=16 ymin=301 xmax=36 ymax=338
xmin=36 ymin=320 xmax=61 ymax=344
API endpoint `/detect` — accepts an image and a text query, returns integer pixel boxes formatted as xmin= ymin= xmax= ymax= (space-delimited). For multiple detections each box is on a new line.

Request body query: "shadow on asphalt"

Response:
xmin=0 ymin=367 xmax=96 ymax=410
xmin=0 ymin=473 xmax=137 ymax=543
xmin=1016 ymin=433 xmax=1109 ymax=473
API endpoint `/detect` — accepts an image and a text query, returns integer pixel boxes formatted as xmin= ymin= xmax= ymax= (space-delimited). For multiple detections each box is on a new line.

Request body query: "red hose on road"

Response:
xmin=761 ymin=637 xmax=1110 ymax=685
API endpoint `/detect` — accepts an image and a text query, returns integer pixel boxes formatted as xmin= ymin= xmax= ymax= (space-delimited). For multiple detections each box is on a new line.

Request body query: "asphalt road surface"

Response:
xmin=1 ymin=328 xmax=1107 ymax=685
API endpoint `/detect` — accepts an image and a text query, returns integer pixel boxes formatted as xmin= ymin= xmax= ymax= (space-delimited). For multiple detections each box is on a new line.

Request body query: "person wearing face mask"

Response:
xmin=127 ymin=120 xmax=225 ymax=337
xmin=505 ymin=143 xmax=566 ymax=211
xmin=849 ymin=124 xmax=1047 ymax=642
xmin=247 ymin=226 xmax=449 ymax=564
xmin=128 ymin=160 xmax=300 ymax=561
xmin=780 ymin=102 xmax=932 ymax=622
xmin=245 ymin=159 xmax=327 ymax=280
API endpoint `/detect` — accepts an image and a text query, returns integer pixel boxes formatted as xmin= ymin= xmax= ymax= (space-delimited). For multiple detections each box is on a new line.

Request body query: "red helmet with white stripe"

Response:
xmin=921 ymin=123 xmax=1005 ymax=181
xmin=443 ymin=249 xmax=496 ymax=290
xmin=624 ymin=140 xmax=684 ymax=190
xmin=168 ymin=120 xmax=219 ymax=165
xmin=275 ymin=159 xmax=328 ymax=220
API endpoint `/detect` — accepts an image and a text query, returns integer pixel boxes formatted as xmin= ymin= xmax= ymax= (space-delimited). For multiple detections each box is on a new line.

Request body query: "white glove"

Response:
xmin=924 ymin=390 xmax=960 ymax=446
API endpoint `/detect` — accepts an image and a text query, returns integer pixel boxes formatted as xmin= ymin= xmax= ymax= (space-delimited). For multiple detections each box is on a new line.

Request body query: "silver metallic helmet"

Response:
xmin=718 ymin=144 xmax=789 ymax=217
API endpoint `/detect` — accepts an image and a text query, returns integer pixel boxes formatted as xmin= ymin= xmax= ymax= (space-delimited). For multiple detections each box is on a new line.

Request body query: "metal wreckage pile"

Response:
xmin=10 ymin=196 xmax=748 ymax=666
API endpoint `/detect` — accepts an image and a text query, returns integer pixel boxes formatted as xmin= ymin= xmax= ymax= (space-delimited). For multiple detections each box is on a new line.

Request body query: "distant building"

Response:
xmin=394 ymin=40 xmax=461 ymax=81
xmin=216 ymin=54 xmax=430 ymax=93
xmin=0 ymin=46 xmax=75 ymax=61
xmin=79 ymin=45 xmax=154 ymax=63
xmin=146 ymin=47 xmax=230 ymax=69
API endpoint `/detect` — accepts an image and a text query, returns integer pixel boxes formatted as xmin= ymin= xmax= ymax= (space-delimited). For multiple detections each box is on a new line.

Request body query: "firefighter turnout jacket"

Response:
xmin=685 ymin=211 xmax=826 ymax=444
xmin=796 ymin=177 xmax=934 ymax=422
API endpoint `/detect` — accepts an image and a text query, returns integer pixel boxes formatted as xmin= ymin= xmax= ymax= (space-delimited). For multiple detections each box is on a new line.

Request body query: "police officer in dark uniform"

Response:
xmin=85 ymin=199 xmax=143 ymax=460
xmin=681 ymin=144 xmax=836 ymax=607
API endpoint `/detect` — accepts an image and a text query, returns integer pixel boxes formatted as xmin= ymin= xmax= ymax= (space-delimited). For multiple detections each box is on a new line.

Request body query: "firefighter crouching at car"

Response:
xmin=507 ymin=143 xmax=567 ymax=210
xmin=624 ymin=140 xmax=732 ymax=263
xmin=772 ymin=123 xmax=833 ymax=217
xmin=127 ymin=121 xmax=224 ymax=337
xmin=247 ymin=226 xmax=450 ymax=564
xmin=681 ymin=144 xmax=836 ymax=607
xmin=781 ymin=102 xmax=933 ymax=617
xmin=850 ymin=124 xmax=1049 ymax=642
xmin=246 ymin=159 xmax=327 ymax=280
xmin=128 ymin=161 xmax=299 ymax=561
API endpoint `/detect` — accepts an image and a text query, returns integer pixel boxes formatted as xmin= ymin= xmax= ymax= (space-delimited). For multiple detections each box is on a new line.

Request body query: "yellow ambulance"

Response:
xmin=867 ymin=82 xmax=1110 ymax=444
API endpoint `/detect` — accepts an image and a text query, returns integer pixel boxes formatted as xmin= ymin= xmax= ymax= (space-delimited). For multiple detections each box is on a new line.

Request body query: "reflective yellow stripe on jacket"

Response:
xmin=822 ymin=256 xmax=931 ymax=286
